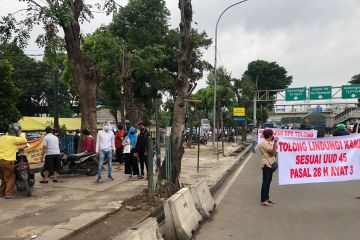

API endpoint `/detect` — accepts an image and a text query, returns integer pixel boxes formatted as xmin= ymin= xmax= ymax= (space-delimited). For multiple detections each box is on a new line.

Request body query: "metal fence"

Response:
xmin=59 ymin=136 xmax=75 ymax=154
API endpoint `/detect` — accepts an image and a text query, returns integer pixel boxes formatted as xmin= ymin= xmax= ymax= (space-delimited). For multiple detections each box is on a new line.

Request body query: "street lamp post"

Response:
xmin=213 ymin=0 xmax=249 ymax=147
xmin=253 ymin=73 xmax=259 ymax=127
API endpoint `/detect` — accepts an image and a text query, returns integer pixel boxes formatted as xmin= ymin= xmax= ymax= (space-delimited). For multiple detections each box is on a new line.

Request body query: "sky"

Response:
xmin=1 ymin=0 xmax=360 ymax=91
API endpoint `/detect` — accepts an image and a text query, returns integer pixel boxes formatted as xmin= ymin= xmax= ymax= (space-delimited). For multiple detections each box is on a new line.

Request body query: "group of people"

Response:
xmin=94 ymin=122 xmax=150 ymax=183
xmin=0 ymin=121 xmax=151 ymax=199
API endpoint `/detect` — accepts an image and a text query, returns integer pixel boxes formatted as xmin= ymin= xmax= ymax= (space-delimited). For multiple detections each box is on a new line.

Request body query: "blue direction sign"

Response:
xmin=234 ymin=117 xmax=246 ymax=122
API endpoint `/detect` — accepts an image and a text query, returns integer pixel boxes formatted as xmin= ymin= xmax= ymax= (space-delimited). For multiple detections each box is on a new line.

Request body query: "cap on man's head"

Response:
xmin=337 ymin=124 xmax=346 ymax=131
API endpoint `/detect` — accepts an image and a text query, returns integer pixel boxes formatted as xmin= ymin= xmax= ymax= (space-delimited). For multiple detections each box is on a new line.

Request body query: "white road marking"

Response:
xmin=215 ymin=152 xmax=253 ymax=206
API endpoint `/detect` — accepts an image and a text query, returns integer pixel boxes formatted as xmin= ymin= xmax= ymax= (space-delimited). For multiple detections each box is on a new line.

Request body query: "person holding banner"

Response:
xmin=0 ymin=127 xmax=27 ymax=199
xmin=259 ymin=129 xmax=278 ymax=207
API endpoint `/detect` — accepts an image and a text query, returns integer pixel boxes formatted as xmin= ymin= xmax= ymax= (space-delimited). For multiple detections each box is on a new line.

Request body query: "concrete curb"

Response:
xmin=210 ymin=144 xmax=252 ymax=195
xmin=113 ymin=143 xmax=252 ymax=239
xmin=37 ymin=202 xmax=123 ymax=240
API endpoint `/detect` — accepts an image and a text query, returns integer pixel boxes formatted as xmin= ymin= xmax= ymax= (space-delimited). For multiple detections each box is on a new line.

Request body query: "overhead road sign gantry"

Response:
xmin=342 ymin=85 xmax=360 ymax=99
xmin=285 ymin=87 xmax=306 ymax=101
xmin=309 ymin=86 xmax=332 ymax=100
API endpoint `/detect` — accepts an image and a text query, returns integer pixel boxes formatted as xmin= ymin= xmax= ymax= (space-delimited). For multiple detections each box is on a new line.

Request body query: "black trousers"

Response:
xmin=116 ymin=148 xmax=123 ymax=164
xmin=124 ymin=150 xmax=139 ymax=176
xmin=261 ymin=165 xmax=273 ymax=202
xmin=138 ymin=152 xmax=148 ymax=176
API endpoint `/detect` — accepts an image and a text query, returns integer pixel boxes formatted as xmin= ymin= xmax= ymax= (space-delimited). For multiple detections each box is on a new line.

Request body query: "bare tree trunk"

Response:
xmin=121 ymin=53 xmax=138 ymax=126
xmin=169 ymin=0 xmax=193 ymax=187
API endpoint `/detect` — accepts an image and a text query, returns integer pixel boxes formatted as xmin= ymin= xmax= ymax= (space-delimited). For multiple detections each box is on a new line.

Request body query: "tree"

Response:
xmin=0 ymin=43 xmax=78 ymax=117
xmin=82 ymin=29 xmax=124 ymax=125
xmin=0 ymin=59 xmax=21 ymax=132
xmin=194 ymin=67 xmax=236 ymax=126
xmin=243 ymin=60 xmax=292 ymax=92
xmin=109 ymin=0 xmax=211 ymax=125
xmin=0 ymin=43 xmax=48 ymax=116
xmin=239 ymin=60 xmax=292 ymax=125
xmin=110 ymin=0 xmax=172 ymax=125
xmin=350 ymin=74 xmax=360 ymax=85
xmin=169 ymin=0 xmax=193 ymax=187
xmin=0 ymin=0 xmax=118 ymax=135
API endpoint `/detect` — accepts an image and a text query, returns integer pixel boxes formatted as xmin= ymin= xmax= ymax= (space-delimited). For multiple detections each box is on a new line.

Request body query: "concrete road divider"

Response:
xmin=189 ymin=178 xmax=216 ymax=218
xmin=114 ymin=217 xmax=163 ymax=240
xmin=164 ymin=188 xmax=202 ymax=240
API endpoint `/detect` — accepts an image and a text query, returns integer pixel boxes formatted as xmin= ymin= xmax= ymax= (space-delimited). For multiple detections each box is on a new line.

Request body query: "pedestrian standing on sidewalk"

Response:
xmin=135 ymin=122 xmax=150 ymax=179
xmin=115 ymin=125 xmax=125 ymax=170
xmin=96 ymin=122 xmax=116 ymax=183
xmin=123 ymin=127 xmax=140 ymax=179
xmin=40 ymin=127 xmax=61 ymax=184
xmin=258 ymin=129 xmax=278 ymax=207
xmin=82 ymin=129 xmax=96 ymax=153
xmin=251 ymin=127 xmax=258 ymax=153
xmin=0 ymin=127 xmax=27 ymax=199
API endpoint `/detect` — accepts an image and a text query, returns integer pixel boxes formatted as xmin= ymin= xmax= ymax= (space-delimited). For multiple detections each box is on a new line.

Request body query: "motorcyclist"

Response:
xmin=0 ymin=126 xmax=27 ymax=199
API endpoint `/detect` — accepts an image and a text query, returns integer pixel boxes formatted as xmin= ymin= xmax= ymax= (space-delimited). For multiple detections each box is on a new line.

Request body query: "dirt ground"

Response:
xmin=70 ymin=193 xmax=163 ymax=240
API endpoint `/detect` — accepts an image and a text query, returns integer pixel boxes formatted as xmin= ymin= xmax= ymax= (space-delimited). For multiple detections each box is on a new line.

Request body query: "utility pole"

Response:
xmin=213 ymin=0 xmax=249 ymax=147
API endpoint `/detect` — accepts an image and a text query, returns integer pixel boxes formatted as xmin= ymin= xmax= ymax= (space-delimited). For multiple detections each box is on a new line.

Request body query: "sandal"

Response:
xmin=261 ymin=201 xmax=272 ymax=207
xmin=267 ymin=200 xmax=276 ymax=204
xmin=53 ymin=179 xmax=58 ymax=183
xmin=39 ymin=180 xmax=48 ymax=184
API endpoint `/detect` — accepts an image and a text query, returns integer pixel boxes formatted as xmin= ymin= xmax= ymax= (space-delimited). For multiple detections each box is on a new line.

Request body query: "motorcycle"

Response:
xmin=41 ymin=151 xmax=98 ymax=177
xmin=15 ymin=144 xmax=35 ymax=197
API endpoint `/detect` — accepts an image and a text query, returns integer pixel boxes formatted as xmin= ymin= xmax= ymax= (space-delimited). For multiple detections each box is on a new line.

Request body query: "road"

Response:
xmin=195 ymin=151 xmax=360 ymax=240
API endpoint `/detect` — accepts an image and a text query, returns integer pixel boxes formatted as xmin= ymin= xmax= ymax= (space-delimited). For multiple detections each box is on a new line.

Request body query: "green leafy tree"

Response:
xmin=0 ymin=0 xmax=118 ymax=135
xmin=244 ymin=60 xmax=292 ymax=92
xmin=350 ymin=74 xmax=360 ymax=84
xmin=203 ymin=67 xmax=236 ymax=124
xmin=109 ymin=0 xmax=172 ymax=124
xmin=82 ymin=29 xmax=124 ymax=124
xmin=109 ymin=0 xmax=211 ymax=125
xmin=0 ymin=59 xmax=21 ymax=132
xmin=0 ymin=43 xmax=49 ymax=116
xmin=0 ymin=43 xmax=78 ymax=118
xmin=238 ymin=60 xmax=292 ymax=125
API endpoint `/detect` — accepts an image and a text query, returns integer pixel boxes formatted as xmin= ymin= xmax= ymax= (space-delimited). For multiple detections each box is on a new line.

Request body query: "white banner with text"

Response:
xmin=257 ymin=128 xmax=317 ymax=144
xmin=278 ymin=134 xmax=360 ymax=185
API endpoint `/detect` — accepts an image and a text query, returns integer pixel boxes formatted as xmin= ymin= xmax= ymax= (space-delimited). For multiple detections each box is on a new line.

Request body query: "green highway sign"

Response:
xmin=342 ymin=85 xmax=360 ymax=99
xmin=310 ymin=86 xmax=332 ymax=100
xmin=285 ymin=87 xmax=306 ymax=101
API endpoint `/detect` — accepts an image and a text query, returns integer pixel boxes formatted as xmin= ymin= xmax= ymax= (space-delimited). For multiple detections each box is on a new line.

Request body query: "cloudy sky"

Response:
xmin=2 ymin=0 xmax=360 ymax=90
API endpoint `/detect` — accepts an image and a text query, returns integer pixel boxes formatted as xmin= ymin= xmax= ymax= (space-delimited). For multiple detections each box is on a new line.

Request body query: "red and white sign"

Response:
xmin=277 ymin=134 xmax=360 ymax=185
xmin=257 ymin=128 xmax=317 ymax=144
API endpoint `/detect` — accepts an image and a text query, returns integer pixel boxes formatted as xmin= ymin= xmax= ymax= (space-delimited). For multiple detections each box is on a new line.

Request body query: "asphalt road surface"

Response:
xmin=195 ymin=151 xmax=360 ymax=240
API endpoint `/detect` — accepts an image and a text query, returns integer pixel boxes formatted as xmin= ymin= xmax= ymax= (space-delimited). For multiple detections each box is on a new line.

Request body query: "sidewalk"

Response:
xmin=0 ymin=141 xmax=247 ymax=239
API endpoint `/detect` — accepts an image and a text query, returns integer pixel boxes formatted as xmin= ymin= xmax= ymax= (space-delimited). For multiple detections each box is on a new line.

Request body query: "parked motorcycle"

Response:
xmin=15 ymin=144 xmax=35 ymax=197
xmin=41 ymin=151 xmax=98 ymax=177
